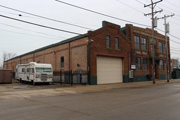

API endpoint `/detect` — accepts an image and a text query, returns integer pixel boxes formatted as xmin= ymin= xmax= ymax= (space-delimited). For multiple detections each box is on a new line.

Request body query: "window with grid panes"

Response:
xmin=136 ymin=57 xmax=141 ymax=71
xmin=134 ymin=36 xmax=140 ymax=49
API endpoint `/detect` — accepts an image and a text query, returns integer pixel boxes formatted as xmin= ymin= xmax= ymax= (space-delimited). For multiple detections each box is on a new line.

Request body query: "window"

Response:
xmin=32 ymin=68 xmax=34 ymax=73
xmin=142 ymin=38 xmax=147 ymax=50
xmin=115 ymin=37 xmax=119 ymax=49
xmin=136 ymin=57 xmax=141 ymax=71
xmin=22 ymin=68 xmax=25 ymax=72
xmin=159 ymin=42 xmax=163 ymax=53
xmin=160 ymin=60 xmax=164 ymax=71
xmin=143 ymin=58 xmax=148 ymax=71
xmin=134 ymin=36 xmax=140 ymax=49
xmin=36 ymin=68 xmax=52 ymax=73
xmin=61 ymin=57 xmax=64 ymax=68
xmin=164 ymin=43 xmax=167 ymax=53
xmin=106 ymin=36 xmax=110 ymax=48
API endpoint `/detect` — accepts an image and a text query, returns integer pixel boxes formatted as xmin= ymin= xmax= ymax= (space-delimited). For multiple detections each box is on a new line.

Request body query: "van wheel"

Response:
xmin=33 ymin=81 xmax=35 ymax=86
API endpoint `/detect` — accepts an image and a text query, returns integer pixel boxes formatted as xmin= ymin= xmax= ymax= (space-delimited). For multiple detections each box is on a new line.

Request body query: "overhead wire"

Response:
xmin=116 ymin=0 xmax=144 ymax=14
xmin=0 ymin=4 xmax=92 ymax=30
xmin=0 ymin=14 xmax=82 ymax=35
xmin=0 ymin=22 xmax=66 ymax=39
xmin=0 ymin=28 xmax=64 ymax=41
xmin=55 ymin=0 xmax=151 ymax=27
xmin=164 ymin=0 xmax=180 ymax=9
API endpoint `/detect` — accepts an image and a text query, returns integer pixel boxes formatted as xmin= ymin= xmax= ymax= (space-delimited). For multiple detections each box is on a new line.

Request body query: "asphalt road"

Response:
xmin=1 ymin=81 xmax=180 ymax=120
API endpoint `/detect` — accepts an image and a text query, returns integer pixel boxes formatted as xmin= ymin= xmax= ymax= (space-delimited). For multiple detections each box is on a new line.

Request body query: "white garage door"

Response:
xmin=97 ymin=56 xmax=123 ymax=84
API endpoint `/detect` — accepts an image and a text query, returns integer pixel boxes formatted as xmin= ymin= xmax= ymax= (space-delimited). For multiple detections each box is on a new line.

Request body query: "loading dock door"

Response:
xmin=97 ymin=56 xmax=123 ymax=84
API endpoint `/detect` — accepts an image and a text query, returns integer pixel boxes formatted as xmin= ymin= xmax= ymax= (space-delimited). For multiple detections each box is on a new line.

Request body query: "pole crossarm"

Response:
xmin=144 ymin=9 xmax=163 ymax=16
xmin=144 ymin=0 xmax=163 ymax=7
xmin=157 ymin=14 xmax=175 ymax=20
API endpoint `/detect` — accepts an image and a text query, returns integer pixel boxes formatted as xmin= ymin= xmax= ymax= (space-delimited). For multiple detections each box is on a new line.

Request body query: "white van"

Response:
xmin=15 ymin=62 xmax=53 ymax=85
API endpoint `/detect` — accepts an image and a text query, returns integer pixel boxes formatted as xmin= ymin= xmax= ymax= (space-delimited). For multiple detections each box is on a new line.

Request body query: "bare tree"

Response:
xmin=2 ymin=52 xmax=17 ymax=61
xmin=2 ymin=52 xmax=17 ymax=68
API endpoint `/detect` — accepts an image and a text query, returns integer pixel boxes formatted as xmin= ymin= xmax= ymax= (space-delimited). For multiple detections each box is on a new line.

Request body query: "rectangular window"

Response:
xmin=159 ymin=42 xmax=163 ymax=53
xmin=61 ymin=57 xmax=64 ymax=68
xmin=136 ymin=57 xmax=141 ymax=71
xmin=22 ymin=68 xmax=25 ymax=72
xmin=115 ymin=37 xmax=119 ymax=49
xmin=143 ymin=58 xmax=148 ymax=71
xmin=160 ymin=60 xmax=164 ymax=71
xmin=142 ymin=38 xmax=147 ymax=50
xmin=134 ymin=36 xmax=140 ymax=49
xmin=106 ymin=36 xmax=110 ymax=48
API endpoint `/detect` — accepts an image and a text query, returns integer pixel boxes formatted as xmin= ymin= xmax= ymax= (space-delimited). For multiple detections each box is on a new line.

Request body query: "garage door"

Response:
xmin=97 ymin=56 xmax=123 ymax=84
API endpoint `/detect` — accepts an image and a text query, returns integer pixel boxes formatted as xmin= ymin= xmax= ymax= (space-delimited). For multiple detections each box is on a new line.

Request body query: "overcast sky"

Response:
xmin=0 ymin=0 xmax=180 ymax=66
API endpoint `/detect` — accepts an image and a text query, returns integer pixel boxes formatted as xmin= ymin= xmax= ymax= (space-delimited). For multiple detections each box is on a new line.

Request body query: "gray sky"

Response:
xmin=0 ymin=0 xmax=180 ymax=65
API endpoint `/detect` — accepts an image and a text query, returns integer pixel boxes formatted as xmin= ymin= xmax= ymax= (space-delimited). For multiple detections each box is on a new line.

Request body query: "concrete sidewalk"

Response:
xmin=69 ymin=79 xmax=180 ymax=93
xmin=0 ymin=79 xmax=179 ymax=100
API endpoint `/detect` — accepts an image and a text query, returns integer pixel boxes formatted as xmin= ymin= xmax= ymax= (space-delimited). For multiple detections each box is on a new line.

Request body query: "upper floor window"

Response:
xmin=136 ymin=57 xmax=141 ymax=71
xmin=134 ymin=36 xmax=140 ymax=49
xmin=115 ymin=37 xmax=119 ymax=49
xmin=143 ymin=58 xmax=148 ymax=71
xmin=106 ymin=36 xmax=110 ymax=48
xmin=142 ymin=38 xmax=147 ymax=50
xmin=61 ymin=57 xmax=64 ymax=68
xmin=160 ymin=60 xmax=164 ymax=71
xmin=159 ymin=42 xmax=163 ymax=53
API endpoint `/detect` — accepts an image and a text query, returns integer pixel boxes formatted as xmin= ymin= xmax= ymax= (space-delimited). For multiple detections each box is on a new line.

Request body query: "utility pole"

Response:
xmin=144 ymin=0 xmax=163 ymax=84
xmin=157 ymin=14 xmax=174 ymax=83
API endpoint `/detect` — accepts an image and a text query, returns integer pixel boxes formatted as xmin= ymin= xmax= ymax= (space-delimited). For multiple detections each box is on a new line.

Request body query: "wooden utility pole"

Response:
xmin=144 ymin=0 xmax=163 ymax=84
xmin=157 ymin=14 xmax=174 ymax=83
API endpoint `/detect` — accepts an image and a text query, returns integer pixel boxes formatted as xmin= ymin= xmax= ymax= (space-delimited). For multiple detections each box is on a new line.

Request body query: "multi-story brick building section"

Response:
xmin=4 ymin=21 xmax=171 ymax=85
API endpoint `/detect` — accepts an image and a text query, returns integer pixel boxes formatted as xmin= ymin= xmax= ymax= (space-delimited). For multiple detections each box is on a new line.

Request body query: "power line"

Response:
xmin=135 ymin=0 xmax=144 ymax=5
xmin=55 ymin=0 xmax=150 ymax=27
xmin=0 ymin=22 xmax=66 ymax=39
xmin=164 ymin=0 xmax=180 ymax=9
xmin=171 ymin=49 xmax=180 ymax=53
xmin=0 ymin=14 xmax=82 ymax=35
xmin=0 ymin=4 xmax=92 ymax=30
xmin=156 ymin=28 xmax=180 ymax=40
xmin=170 ymin=39 xmax=180 ymax=44
xmin=0 ymin=28 xmax=64 ymax=41
xmin=116 ymin=0 xmax=144 ymax=14
xmin=55 ymin=0 xmax=180 ymax=40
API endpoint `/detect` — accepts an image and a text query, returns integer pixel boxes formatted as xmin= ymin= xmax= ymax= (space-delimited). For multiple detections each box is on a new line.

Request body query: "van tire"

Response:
xmin=33 ymin=81 xmax=35 ymax=86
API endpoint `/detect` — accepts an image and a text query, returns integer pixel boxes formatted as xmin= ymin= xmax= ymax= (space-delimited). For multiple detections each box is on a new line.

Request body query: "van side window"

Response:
xmin=22 ymin=68 xmax=25 ymax=72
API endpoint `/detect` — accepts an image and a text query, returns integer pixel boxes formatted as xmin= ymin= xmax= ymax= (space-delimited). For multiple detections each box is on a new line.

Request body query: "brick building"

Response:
xmin=4 ymin=21 xmax=171 ymax=85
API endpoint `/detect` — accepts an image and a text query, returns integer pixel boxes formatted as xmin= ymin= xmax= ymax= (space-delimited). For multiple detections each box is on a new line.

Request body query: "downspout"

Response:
xmin=87 ymin=38 xmax=90 ymax=85
xmin=20 ymin=57 xmax=21 ymax=64
xmin=69 ymin=42 xmax=71 ymax=71
xmin=33 ymin=52 xmax=35 ymax=62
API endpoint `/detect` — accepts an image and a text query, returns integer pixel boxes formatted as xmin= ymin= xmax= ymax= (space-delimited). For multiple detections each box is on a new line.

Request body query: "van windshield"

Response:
xmin=36 ymin=68 xmax=52 ymax=73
